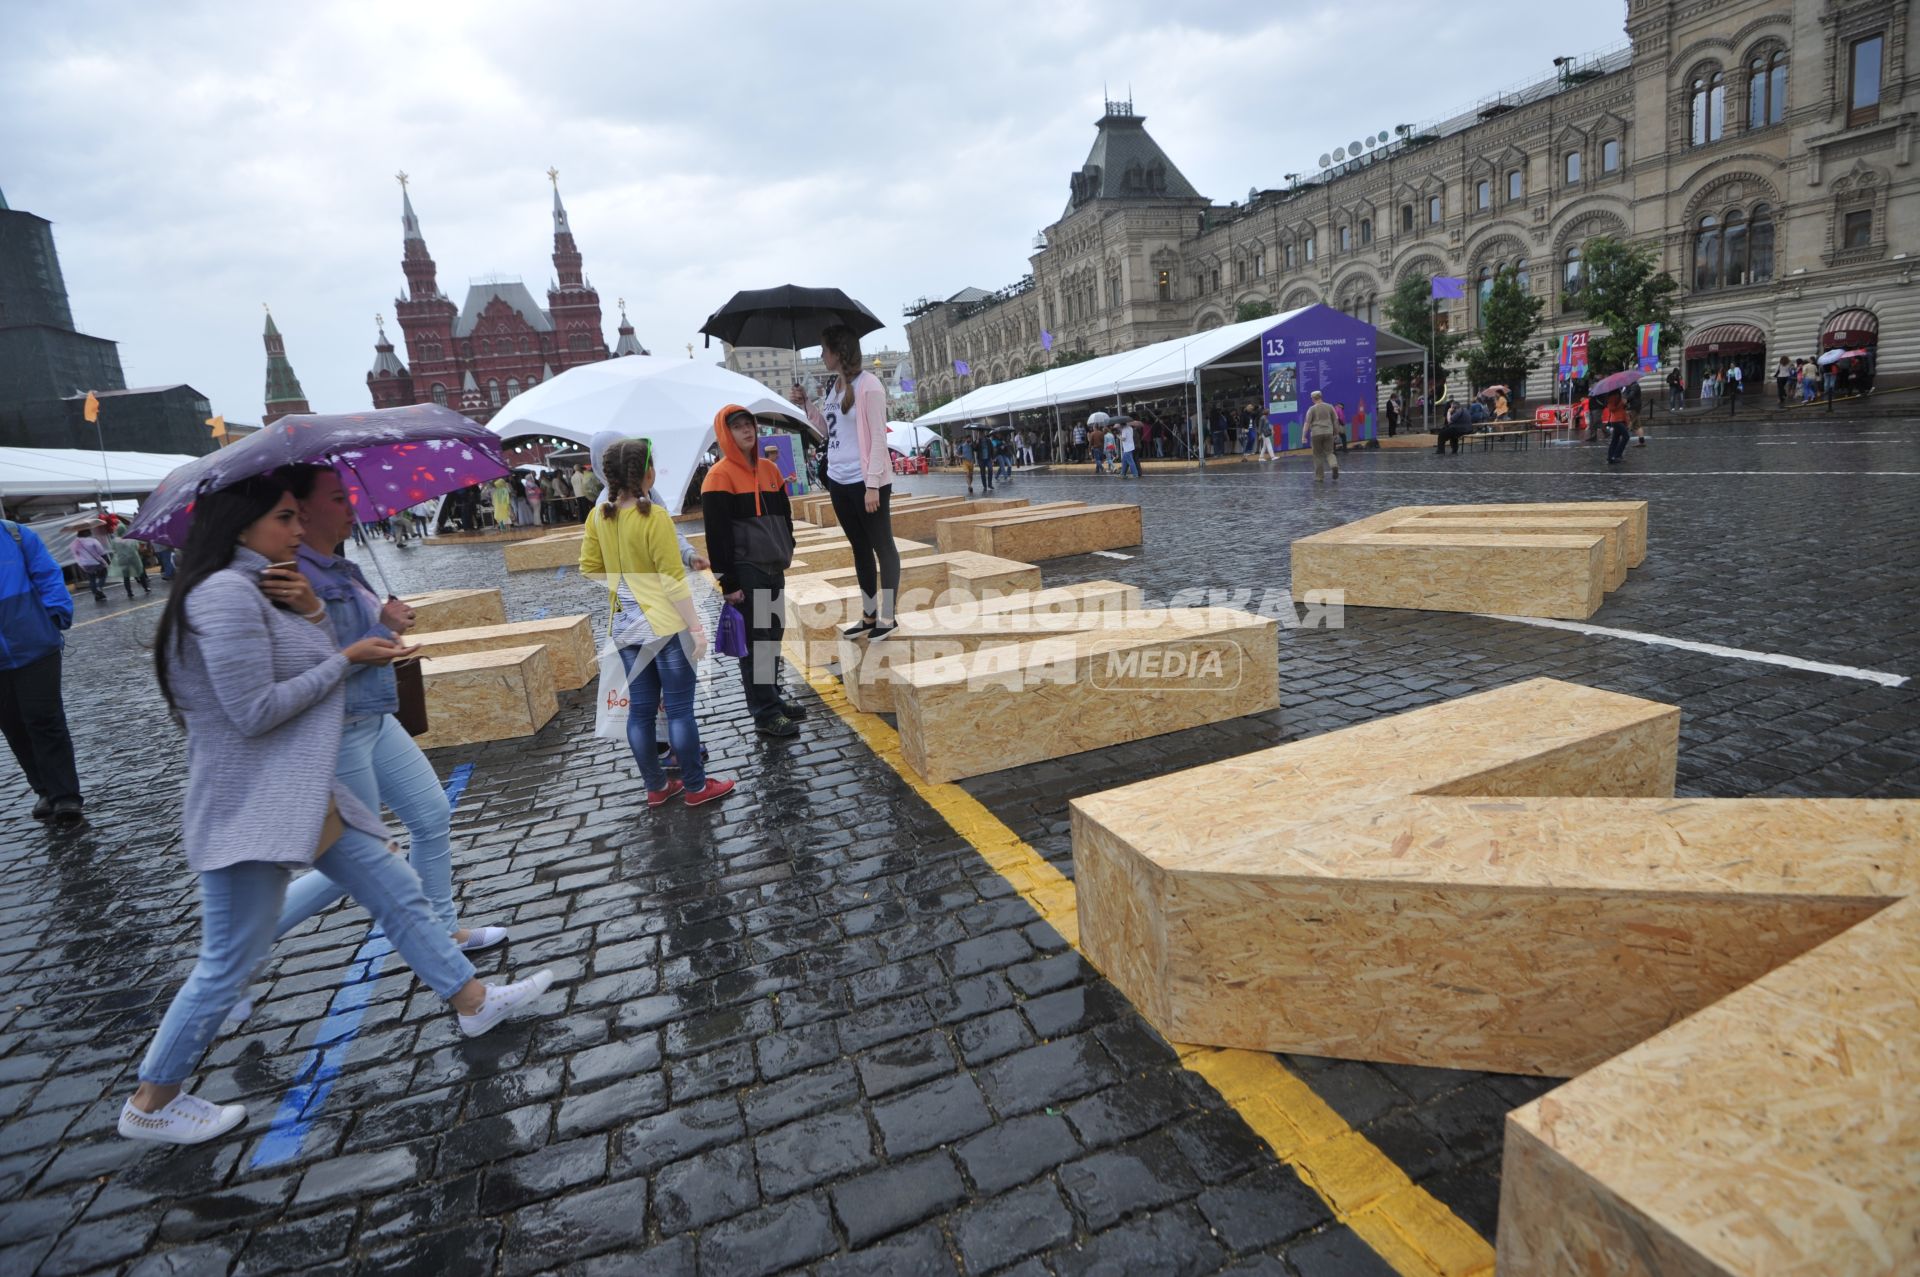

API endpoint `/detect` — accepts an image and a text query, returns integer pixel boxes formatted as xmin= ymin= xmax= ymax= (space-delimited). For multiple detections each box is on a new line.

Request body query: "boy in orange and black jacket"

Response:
xmin=700 ymin=405 xmax=803 ymax=737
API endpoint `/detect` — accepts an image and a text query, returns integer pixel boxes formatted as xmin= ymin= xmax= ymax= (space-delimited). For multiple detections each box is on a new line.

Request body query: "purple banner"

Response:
xmin=1259 ymin=305 xmax=1379 ymax=451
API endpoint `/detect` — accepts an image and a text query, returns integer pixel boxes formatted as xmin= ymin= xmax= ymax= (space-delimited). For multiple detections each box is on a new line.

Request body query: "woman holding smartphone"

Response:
xmin=120 ymin=473 xmax=551 ymax=1145
xmin=807 ymin=324 xmax=898 ymax=640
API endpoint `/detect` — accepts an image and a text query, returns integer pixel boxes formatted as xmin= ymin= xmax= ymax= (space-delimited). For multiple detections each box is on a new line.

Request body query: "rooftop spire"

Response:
xmin=547 ymin=166 xmax=570 ymax=235
xmin=262 ymin=305 xmax=311 ymax=424
xmin=263 ymin=302 xmax=280 ymax=337
xmin=613 ymin=297 xmax=646 ymax=356
xmin=369 ymin=312 xmax=407 ymax=378
xmin=399 ymin=170 xmax=424 ymax=243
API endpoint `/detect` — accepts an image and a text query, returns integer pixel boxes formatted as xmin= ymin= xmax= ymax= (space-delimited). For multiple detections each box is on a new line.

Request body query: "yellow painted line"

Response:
xmin=68 ymin=596 xmax=165 ymax=628
xmin=805 ymin=671 xmax=1495 ymax=1277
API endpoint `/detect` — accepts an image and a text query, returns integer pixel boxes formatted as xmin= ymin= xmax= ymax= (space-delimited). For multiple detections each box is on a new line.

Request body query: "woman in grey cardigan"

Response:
xmin=119 ymin=475 xmax=553 ymax=1146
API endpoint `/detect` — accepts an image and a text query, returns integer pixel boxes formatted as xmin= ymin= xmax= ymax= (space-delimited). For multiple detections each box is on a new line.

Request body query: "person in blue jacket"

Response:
xmin=0 ymin=517 xmax=85 ymax=828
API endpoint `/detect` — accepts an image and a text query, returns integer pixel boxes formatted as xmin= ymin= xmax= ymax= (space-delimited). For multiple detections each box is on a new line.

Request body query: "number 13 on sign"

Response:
xmin=1263 ymin=338 xmax=1287 ymax=358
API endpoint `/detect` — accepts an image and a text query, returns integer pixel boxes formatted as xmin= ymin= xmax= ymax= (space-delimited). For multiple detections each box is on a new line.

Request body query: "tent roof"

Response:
xmin=918 ymin=308 xmax=1427 ymax=426
xmin=0 ymin=447 xmax=200 ymax=500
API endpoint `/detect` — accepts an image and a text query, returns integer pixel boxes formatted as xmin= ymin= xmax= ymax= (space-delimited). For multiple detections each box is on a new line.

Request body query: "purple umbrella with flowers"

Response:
xmin=128 ymin=405 xmax=509 ymax=551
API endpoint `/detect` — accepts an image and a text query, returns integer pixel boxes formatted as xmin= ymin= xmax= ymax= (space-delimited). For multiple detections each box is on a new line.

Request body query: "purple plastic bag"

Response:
xmin=716 ymin=602 xmax=749 ymax=658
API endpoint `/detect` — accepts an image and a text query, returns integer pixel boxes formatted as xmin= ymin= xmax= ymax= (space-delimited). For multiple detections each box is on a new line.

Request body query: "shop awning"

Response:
xmin=1684 ymin=322 xmax=1766 ymax=355
xmin=1821 ymin=309 xmax=1878 ymax=348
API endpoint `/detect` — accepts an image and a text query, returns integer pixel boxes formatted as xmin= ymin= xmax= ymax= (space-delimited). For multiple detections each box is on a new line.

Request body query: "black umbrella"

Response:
xmin=699 ymin=285 xmax=884 ymax=351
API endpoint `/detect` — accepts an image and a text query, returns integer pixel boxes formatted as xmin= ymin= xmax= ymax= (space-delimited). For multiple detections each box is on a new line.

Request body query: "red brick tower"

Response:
xmin=392 ymin=173 xmax=461 ymax=409
xmin=367 ymin=314 xmax=415 ymax=409
xmin=546 ymin=169 xmax=609 ymax=370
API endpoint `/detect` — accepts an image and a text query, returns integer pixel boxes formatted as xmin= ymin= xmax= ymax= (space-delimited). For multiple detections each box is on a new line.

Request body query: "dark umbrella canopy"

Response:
xmin=127 ymin=404 xmax=508 ymax=547
xmin=699 ymin=285 xmax=884 ymax=352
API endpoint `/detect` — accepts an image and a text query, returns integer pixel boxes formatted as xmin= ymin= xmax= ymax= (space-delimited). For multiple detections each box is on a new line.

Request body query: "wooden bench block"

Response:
xmin=783 ymin=552 xmax=1045 ymax=668
xmin=1294 ymin=531 xmax=1608 ymax=619
xmin=414 ymin=644 xmax=557 ymax=750
xmin=935 ymin=501 xmax=1087 ymax=553
xmin=888 ymin=497 xmax=1028 ymax=542
xmin=894 ymin=609 xmax=1278 ymax=783
xmin=407 ymin=615 xmax=597 ymax=690
xmin=503 ymin=529 xmax=587 ymax=572
xmin=773 ymin=537 xmax=933 ymax=575
xmin=838 ymin=588 xmax=1151 ymax=712
xmin=1386 ymin=516 xmax=1631 ymax=589
xmin=954 ymin=504 xmax=1144 ymax=562
xmin=1498 ymin=893 xmax=1920 ymax=1276
xmin=1446 ymin=501 xmax=1647 ymax=565
xmin=403 ymin=589 xmax=507 ymax=634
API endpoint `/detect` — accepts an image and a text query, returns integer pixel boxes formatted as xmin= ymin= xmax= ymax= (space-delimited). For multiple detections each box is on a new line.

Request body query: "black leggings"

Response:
xmin=826 ymin=478 xmax=900 ymax=621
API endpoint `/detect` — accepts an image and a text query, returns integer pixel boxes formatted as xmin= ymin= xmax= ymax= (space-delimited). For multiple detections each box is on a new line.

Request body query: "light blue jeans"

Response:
xmin=138 ymin=830 xmax=476 ymax=1085
xmin=621 ymin=636 xmax=704 ymax=790
xmin=277 ymin=714 xmax=457 ymax=937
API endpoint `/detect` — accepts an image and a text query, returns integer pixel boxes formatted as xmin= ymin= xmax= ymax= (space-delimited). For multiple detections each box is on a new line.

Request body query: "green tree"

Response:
xmin=1573 ymin=235 xmax=1679 ymax=374
xmin=1234 ymin=299 xmax=1276 ymax=324
xmin=1051 ymin=347 xmax=1097 ymax=369
xmin=1465 ymin=267 xmax=1545 ymax=397
xmin=1381 ymin=273 xmax=1465 ymax=412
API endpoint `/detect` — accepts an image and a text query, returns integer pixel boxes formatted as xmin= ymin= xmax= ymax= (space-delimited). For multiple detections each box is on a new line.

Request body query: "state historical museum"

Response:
xmin=368 ymin=173 xmax=643 ymax=421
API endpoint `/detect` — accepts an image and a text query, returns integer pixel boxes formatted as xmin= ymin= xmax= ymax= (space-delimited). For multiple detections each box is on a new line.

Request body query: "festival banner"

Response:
xmin=1259 ymin=305 xmax=1378 ymax=451
xmin=1557 ymin=330 xmax=1590 ymax=378
xmin=1636 ymin=323 xmax=1661 ymax=372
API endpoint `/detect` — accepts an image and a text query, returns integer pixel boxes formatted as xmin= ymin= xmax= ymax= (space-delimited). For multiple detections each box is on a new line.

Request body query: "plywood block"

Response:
xmin=960 ymin=504 xmax=1144 ymax=562
xmin=404 ymin=589 xmax=506 ymax=634
xmin=894 ymin=609 xmax=1278 ymax=783
xmin=841 ymin=602 xmax=1182 ymax=713
xmin=503 ymin=529 xmax=587 ymax=572
xmin=935 ymin=502 xmax=1087 ymax=553
xmin=408 ymin=615 xmax=596 ymax=690
xmin=773 ymin=537 xmax=934 ymax=575
xmin=887 ymin=497 xmax=1028 ymax=543
xmin=1293 ymin=531 xmax=1608 ymax=619
xmin=1386 ymin=515 xmax=1630 ymax=590
xmin=414 ymin=644 xmax=557 ymax=750
xmin=1498 ymin=893 xmax=1920 ymax=1277
xmin=783 ymin=551 xmax=1046 ymax=668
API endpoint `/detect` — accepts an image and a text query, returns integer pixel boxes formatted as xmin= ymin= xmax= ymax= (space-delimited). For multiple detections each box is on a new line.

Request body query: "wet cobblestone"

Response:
xmin=1 ymin=415 xmax=1915 ymax=1273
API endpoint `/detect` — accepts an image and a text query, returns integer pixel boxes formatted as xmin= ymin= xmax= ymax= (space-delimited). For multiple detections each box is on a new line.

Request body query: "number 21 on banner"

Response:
xmin=1263 ymin=337 xmax=1286 ymax=358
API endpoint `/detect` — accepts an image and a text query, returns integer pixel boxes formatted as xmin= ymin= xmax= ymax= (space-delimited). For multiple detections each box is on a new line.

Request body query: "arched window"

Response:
xmin=430 ymin=383 xmax=447 ymax=407
xmin=1339 ymin=225 xmax=1352 ymax=252
xmin=1515 ymin=257 xmax=1530 ymax=293
xmin=1360 ymin=218 xmax=1373 ymax=245
xmin=1750 ymin=204 xmax=1775 ymax=283
xmin=1254 ymin=252 xmax=1264 ymax=278
xmin=1565 ymin=151 xmax=1581 ymax=184
xmin=1303 ymin=230 xmax=1316 ymax=262
xmin=1602 ymin=139 xmax=1621 ymax=172
xmin=1476 ymin=179 xmax=1491 ymax=210
xmin=1507 ymin=169 xmax=1523 ymax=201
xmin=1724 ymin=210 xmax=1749 ymax=287
xmin=478 ymin=339 xmax=490 ymax=356
xmin=1563 ymin=245 xmax=1583 ymax=293
xmin=506 ymin=377 xmax=521 ymax=399
xmin=487 ymin=378 xmax=501 ymax=407
xmin=1749 ymin=52 xmax=1787 ymax=128
xmin=1477 ymin=265 xmax=1495 ymax=310
xmin=1284 ymin=241 xmax=1296 ymax=269
xmin=1428 ymin=194 xmax=1443 ymax=223
xmin=1690 ymin=71 xmax=1726 ymax=145
xmin=1401 ymin=204 xmax=1414 ymax=232
xmin=1365 ymin=294 xmax=1379 ymax=327
xmin=1693 ymin=215 xmax=1721 ymax=290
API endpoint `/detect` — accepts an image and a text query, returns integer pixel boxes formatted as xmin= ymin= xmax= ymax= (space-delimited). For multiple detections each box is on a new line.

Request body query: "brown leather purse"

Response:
xmin=394 ymin=658 xmax=429 ymax=736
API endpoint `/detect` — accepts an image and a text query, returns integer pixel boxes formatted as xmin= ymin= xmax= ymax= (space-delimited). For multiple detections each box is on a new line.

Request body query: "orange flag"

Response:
xmin=207 ymin=414 xmax=228 ymax=443
xmin=83 ymin=391 xmax=100 ymax=423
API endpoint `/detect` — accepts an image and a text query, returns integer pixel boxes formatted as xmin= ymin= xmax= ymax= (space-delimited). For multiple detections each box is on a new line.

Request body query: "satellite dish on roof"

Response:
xmin=1318 ymin=153 xmax=1331 ymax=168
xmin=1349 ymin=140 xmax=1363 ymax=153
xmin=1363 ymin=136 xmax=1376 ymax=150
xmin=1378 ymin=129 xmax=1391 ymax=143
xmin=1333 ymin=146 xmax=1346 ymax=161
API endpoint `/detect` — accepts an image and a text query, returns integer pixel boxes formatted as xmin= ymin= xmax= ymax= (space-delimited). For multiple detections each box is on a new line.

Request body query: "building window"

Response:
xmin=1750 ymin=205 xmax=1774 ymax=282
xmin=1284 ymin=242 xmax=1296 ymax=269
xmin=1845 ymin=208 xmax=1873 ymax=249
xmin=1565 ymin=151 xmax=1581 ymax=184
xmin=1360 ymin=218 xmax=1372 ymax=245
xmin=1849 ymin=34 xmax=1883 ymax=127
xmin=506 ymin=377 xmax=520 ymax=399
xmin=1725 ymin=210 xmax=1749 ymax=287
xmin=1563 ymin=245 xmax=1583 ymax=293
xmin=1476 ymin=179 xmax=1491 ymax=210
xmin=1402 ymin=204 xmax=1415 ymax=232
xmin=1690 ymin=71 xmax=1726 ymax=145
xmin=487 ymin=378 xmax=502 ymax=407
xmin=1339 ymin=225 xmax=1352 ymax=252
xmin=1255 ymin=253 xmax=1264 ymax=278
xmin=1157 ymin=269 xmax=1171 ymax=301
xmin=1303 ymin=231 xmax=1316 ymax=262
xmin=1211 ymin=269 xmax=1221 ymax=292
xmin=1428 ymin=194 xmax=1442 ymax=224
xmin=1515 ymin=258 xmax=1529 ymax=292
xmin=1602 ymin=139 xmax=1621 ymax=172
xmin=1749 ymin=52 xmax=1787 ymax=128
xmin=430 ymin=382 xmax=447 ymax=406
xmin=1693 ymin=215 xmax=1721 ymax=290
xmin=1477 ymin=265 xmax=1495 ymax=314
xmin=1507 ymin=169 xmax=1523 ymax=201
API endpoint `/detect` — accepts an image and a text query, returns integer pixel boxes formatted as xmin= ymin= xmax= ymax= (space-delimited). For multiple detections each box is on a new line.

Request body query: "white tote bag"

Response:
xmin=593 ymin=638 xmax=638 ymax=742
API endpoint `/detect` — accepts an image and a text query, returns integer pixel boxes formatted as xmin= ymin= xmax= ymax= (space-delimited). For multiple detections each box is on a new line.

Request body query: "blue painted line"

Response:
xmin=249 ymin=761 xmax=477 ymax=1169
xmin=530 ymin=606 xmax=550 ymax=621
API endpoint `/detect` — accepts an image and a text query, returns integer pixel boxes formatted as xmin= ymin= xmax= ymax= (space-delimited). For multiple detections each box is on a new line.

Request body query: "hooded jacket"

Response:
xmin=700 ymin=405 xmax=795 ymax=594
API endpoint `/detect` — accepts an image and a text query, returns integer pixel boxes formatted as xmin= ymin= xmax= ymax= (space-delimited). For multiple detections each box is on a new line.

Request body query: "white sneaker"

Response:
xmin=118 ymin=1092 xmax=248 ymax=1145
xmin=457 ymin=969 xmax=554 ymax=1038
xmin=457 ymin=926 xmax=510 ymax=952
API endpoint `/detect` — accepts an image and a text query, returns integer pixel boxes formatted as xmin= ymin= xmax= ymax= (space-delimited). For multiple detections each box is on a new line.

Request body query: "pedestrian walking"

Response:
xmin=72 ymin=525 xmax=109 ymax=602
xmin=230 ymin=464 xmax=514 ymax=1019
xmin=0 ymin=516 xmax=84 ymax=829
xmin=1071 ymin=422 xmax=1086 ymax=463
xmin=1774 ymin=356 xmax=1794 ymax=407
xmin=1119 ymin=418 xmax=1140 ymax=478
xmin=109 ymin=531 xmax=152 ymax=597
xmin=1666 ymin=368 xmax=1684 ymax=412
xmin=526 ymin=473 xmax=545 ymax=526
xmin=703 ymin=406 xmax=804 ymax=740
xmin=1726 ymin=362 xmax=1743 ymax=416
xmin=807 ymin=324 xmax=899 ymax=641
xmin=1604 ymin=392 xmax=1631 ymax=463
xmin=1305 ymin=391 xmax=1340 ymax=481
xmin=489 ymin=477 xmax=513 ymax=529
xmin=122 ymin=473 xmax=554 ymax=1146
xmin=1624 ymin=377 xmax=1646 ymax=447
xmin=582 ymin=439 xmax=734 ymax=807
xmin=977 ymin=436 xmax=995 ymax=492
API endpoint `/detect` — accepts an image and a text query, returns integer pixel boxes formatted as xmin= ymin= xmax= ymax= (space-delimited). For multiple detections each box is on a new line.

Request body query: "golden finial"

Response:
xmin=547 ymin=166 xmax=560 ymax=188
xmin=395 ymin=170 xmax=408 ymax=189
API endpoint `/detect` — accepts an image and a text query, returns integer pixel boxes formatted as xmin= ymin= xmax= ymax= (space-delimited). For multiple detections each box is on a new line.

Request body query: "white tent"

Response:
xmin=886 ymin=422 xmax=941 ymax=453
xmin=486 ymin=355 xmax=816 ymax=514
xmin=0 ymin=447 xmax=201 ymax=518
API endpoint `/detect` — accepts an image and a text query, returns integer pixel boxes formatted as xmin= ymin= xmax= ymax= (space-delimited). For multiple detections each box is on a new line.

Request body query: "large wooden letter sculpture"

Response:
xmin=1071 ymin=677 xmax=1917 ymax=1275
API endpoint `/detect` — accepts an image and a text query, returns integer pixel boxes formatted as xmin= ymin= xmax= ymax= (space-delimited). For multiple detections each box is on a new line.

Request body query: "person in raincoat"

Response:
xmin=108 ymin=532 xmax=151 ymax=598
xmin=489 ymin=477 xmax=513 ymax=528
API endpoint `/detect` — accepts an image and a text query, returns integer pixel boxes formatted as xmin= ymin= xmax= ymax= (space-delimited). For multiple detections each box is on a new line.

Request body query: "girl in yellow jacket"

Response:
xmin=580 ymin=439 xmax=733 ymax=808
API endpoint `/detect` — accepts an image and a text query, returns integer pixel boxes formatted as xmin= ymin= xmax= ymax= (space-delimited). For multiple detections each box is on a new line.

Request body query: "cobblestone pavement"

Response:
xmin=2 ymin=413 xmax=1915 ymax=1275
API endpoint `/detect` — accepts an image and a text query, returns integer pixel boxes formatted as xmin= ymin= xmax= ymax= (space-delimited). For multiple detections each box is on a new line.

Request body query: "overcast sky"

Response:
xmin=3 ymin=1 xmax=1626 ymax=422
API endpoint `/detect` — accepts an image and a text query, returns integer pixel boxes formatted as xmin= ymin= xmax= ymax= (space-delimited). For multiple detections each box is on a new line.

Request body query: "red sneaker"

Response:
xmin=681 ymin=777 xmax=736 ymax=807
xmin=647 ymin=780 xmax=685 ymax=808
